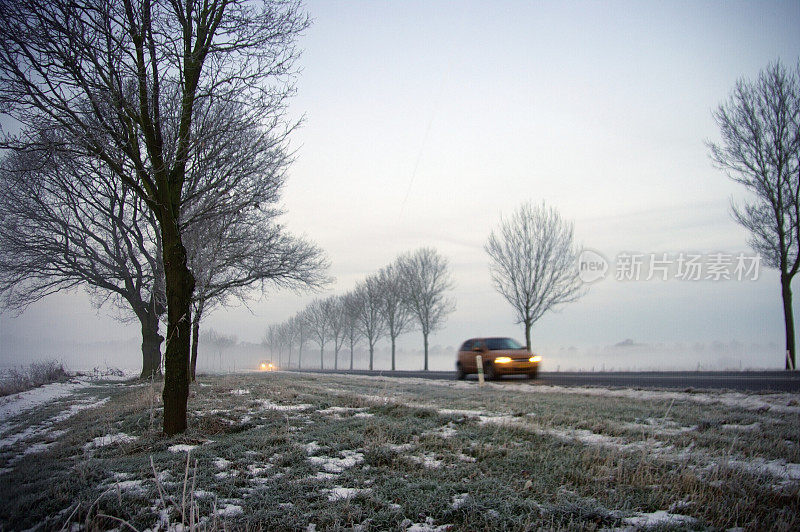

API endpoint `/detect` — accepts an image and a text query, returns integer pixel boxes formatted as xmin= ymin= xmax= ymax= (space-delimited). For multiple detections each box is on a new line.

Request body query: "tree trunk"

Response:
xmin=139 ymin=312 xmax=164 ymax=379
xmin=161 ymin=221 xmax=195 ymax=436
xmin=320 ymin=345 xmax=324 ymax=369
xmin=369 ymin=341 xmax=374 ymax=371
xmin=298 ymin=342 xmax=303 ymax=369
xmin=391 ymin=337 xmax=396 ymax=371
xmin=334 ymin=348 xmax=338 ymax=370
xmin=349 ymin=337 xmax=354 ymax=370
xmin=190 ymin=302 xmax=204 ymax=382
xmin=782 ymin=275 xmax=796 ymax=370
xmin=423 ymin=333 xmax=429 ymax=371
xmin=524 ymin=320 xmax=532 ymax=351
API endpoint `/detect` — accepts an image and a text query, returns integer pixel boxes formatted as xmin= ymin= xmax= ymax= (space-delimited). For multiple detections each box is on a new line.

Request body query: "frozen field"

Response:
xmin=0 ymin=371 xmax=798 ymax=530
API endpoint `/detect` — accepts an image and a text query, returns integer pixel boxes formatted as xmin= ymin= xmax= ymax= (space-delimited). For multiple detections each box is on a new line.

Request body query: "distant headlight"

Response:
xmin=495 ymin=356 xmax=512 ymax=364
xmin=530 ymin=356 xmax=542 ymax=363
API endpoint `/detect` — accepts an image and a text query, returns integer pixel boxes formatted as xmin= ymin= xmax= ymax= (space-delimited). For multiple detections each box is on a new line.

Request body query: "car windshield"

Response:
xmin=486 ymin=338 xmax=524 ymax=350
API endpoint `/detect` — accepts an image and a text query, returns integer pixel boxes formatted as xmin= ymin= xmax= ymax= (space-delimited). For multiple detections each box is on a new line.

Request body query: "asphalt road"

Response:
xmin=290 ymin=369 xmax=800 ymax=393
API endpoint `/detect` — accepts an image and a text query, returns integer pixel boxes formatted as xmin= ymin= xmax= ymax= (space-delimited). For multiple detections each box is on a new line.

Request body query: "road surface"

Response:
xmin=288 ymin=369 xmax=800 ymax=393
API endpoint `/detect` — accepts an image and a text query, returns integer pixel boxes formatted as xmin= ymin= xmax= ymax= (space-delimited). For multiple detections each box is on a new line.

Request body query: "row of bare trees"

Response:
xmin=264 ymin=248 xmax=455 ymax=371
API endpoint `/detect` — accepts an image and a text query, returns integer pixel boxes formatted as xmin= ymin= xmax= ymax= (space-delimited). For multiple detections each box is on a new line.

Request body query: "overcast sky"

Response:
xmin=2 ymin=0 xmax=800 ymax=371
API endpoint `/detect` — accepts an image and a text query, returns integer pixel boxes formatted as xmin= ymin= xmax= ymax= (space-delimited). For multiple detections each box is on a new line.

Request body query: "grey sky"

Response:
xmin=2 ymin=1 xmax=799 ymax=371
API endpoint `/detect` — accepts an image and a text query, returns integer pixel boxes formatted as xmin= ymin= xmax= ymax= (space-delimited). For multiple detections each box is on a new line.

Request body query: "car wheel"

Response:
xmin=456 ymin=363 xmax=466 ymax=380
xmin=484 ymin=362 xmax=497 ymax=381
xmin=527 ymin=368 xmax=539 ymax=379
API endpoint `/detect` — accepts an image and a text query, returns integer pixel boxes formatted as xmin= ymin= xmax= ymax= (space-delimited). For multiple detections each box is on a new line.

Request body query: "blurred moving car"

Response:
xmin=259 ymin=361 xmax=276 ymax=371
xmin=456 ymin=337 xmax=541 ymax=380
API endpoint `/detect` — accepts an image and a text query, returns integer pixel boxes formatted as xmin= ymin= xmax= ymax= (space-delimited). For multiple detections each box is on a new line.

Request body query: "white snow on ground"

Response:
xmin=247 ymin=463 xmax=273 ymax=476
xmin=422 ymin=422 xmax=458 ymax=439
xmin=0 ymin=394 xmax=109 ymax=451
xmin=213 ymin=457 xmax=231 ymax=469
xmin=303 ymin=441 xmax=324 ymax=454
xmin=386 ymin=443 xmax=415 ymax=453
xmin=408 ymin=452 xmax=442 ymax=469
xmin=317 ymin=406 xmax=368 ymax=417
xmin=217 ymin=504 xmax=244 ymax=517
xmin=404 ymin=516 xmax=453 ymax=531
xmin=325 ymin=486 xmax=370 ymax=501
xmin=262 ymin=400 xmax=313 ymax=411
xmin=108 ymin=479 xmax=146 ymax=493
xmin=308 ymin=450 xmax=364 ymax=473
xmin=168 ymin=444 xmax=198 ymax=453
xmin=0 ymin=378 xmax=93 ymax=424
xmin=728 ymin=458 xmax=800 ymax=480
xmin=621 ymin=510 xmax=697 ymax=528
xmin=451 ymin=493 xmax=470 ymax=510
xmin=83 ymin=432 xmax=137 ymax=450
xmin=721 ymin=422 xmax=761 ymax=432
xmin=351 ymin=374 xmax=800 ymax=415
xmin=230 ymin=389 xmax=250 ymax=395
xmin=51 ymin=397 xmax=110 ymax=423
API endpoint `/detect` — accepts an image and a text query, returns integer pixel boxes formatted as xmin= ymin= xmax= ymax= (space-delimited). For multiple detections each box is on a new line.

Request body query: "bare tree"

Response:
xmin=353 ymin=276 xmax=388 ymax=370
xmin=326 ymin=296 xmax=348 ymax=370
xmin=263 ymin=324 xmax=281 ymax=367
xmin=304 ymin=299 xmax=332 ymax=369
xmin=485 ymin=202 xmax=584 ymax=351
xmin=185 ymin=206 xmax=328 ymax=380
xmin=0 ymin=0 xmax=309 ymax=434
xmin=343 ymin=292 xmax=363 ymax=370
xmin=280 ymin=320 xmax=297 ymax=369
xmin=0 ymin=145 xmax=166 ymax=378
xmin=378 ymin=264 xmax=415 ymax=371
xmin=201 ymin=329 xmax=237 ymax=372
xmin=397 ymin=248 xmax=454 ymax=371
xmin=708 ymin=60 xmax=800 ymax=370
xmin=291 ymin=313 xmax=309 ymax=369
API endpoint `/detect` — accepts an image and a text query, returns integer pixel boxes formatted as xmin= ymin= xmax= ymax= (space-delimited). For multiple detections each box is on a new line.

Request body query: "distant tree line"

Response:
xmin=264 ymin=248 xmax=455 ymax=371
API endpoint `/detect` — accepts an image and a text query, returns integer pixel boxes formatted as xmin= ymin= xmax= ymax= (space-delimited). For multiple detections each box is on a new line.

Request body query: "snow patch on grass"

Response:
xmin=404 ymin=516 xmax=453 ymax=531
xmin=729 ymin=458 xmax=800 ymax=480
xmin=0 ymin=378 xmax=92 ymax=423
xmin=303 ymin=441 xmax=324 ymax=455
xmin=83 ymin=432 xmax=137 ymax=449
xmin=262 ymin=400 xmax=313 ymax=411
xmin=622 ymin=510 xmax=697 ymax=528
xmin=317 ymin=406 xmax=368 ymax=417
xmin=308 ymin=450 xmax=364 ymax=473
xmin=217 ymin=504 xmax=243 ymax=517
xmin=408 ymin=452 xmax=442 ymax=469
xmin=324 ymin=486 xmax=370 ymax=501
xmin=213 ymin=457 xmax=231 ymax=469
xmin=451 ymin=493 xmax=470 ymax=509
xmin=423 ymin=422 xmax=458 ymax=439
xmin=168 ymin=444 xmax=198 ymax=453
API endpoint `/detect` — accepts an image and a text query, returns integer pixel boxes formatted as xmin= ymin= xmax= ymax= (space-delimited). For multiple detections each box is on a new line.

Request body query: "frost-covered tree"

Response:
xmin=397 ymin=248 xmax=455 ymax=371
xmin=0 ymin=144 xmax=166 ymax=378
xmin=353 ymin=276 xmax=388 ymax=371
xmin=0 ymin=0 xmax=310 ymax=434
xmin=708 ymin=61 xmax=800 ymax=370
xmin=485 ymin=202 xmax=585 ymax=351
xmin=378 ymin=264 xmax=414 ymax=371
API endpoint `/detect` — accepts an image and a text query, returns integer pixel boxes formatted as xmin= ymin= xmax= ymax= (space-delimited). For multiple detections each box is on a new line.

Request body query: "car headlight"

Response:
xmin=529 ymin=355 xmax=542 ymax=363
xmin=495 ymin=356 xmax=512 ymax=364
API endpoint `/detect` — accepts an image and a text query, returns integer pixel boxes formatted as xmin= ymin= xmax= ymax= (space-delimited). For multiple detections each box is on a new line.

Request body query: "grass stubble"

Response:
xmin=0 ymin=371 xmax=797 ymax=530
